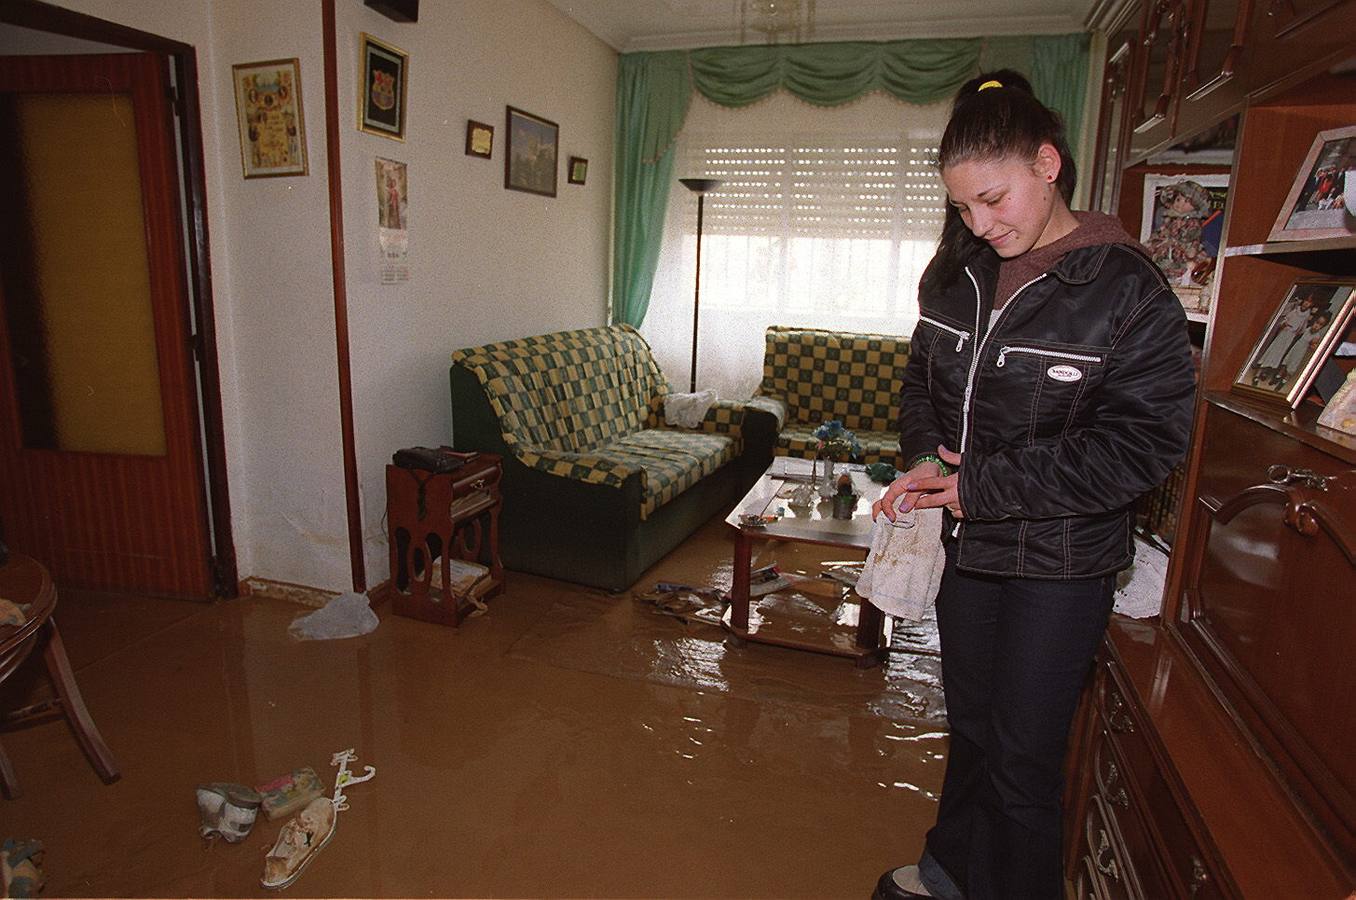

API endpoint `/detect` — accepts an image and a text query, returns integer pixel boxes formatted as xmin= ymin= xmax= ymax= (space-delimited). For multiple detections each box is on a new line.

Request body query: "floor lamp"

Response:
xmin=679 ymin=177 xmax=721 ymax=393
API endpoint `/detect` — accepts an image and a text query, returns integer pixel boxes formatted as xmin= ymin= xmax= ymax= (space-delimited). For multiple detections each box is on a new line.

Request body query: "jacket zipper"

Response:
xmin=918 ymin=315 xmax=972 ymax=352
xmin=958 ymin=269 xmax=1047 ymax=453
xmin=996 ymin=346 xmax=1103 ymax=368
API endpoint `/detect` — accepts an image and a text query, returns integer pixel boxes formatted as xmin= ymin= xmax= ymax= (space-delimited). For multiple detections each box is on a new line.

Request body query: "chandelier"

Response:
xmin=740 ymin=0 xmax=816 ymax=44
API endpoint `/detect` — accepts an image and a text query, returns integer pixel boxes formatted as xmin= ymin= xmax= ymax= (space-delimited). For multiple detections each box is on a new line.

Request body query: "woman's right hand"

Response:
xmin=872 ymin=460 xmax=943 ymax=522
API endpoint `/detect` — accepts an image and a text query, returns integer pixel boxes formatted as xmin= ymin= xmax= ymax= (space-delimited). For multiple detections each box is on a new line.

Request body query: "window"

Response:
xmin=643 ymin=93 xmax=951 ymax=399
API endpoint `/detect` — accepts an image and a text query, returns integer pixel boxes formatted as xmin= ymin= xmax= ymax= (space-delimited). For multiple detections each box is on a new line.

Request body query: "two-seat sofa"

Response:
xmin=449 ymin=324 xmax=776 ymax=591
xmin=752 ymin=325 xmax=912 ymax=466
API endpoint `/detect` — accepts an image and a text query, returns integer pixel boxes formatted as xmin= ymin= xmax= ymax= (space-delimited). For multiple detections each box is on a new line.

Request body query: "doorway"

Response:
xmin=0 ymin=4 xmax=234 ymax=598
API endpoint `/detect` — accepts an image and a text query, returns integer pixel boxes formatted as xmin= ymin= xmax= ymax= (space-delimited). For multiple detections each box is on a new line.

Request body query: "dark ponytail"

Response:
xmin=928 ymin=70 xmax=1077 ymax=286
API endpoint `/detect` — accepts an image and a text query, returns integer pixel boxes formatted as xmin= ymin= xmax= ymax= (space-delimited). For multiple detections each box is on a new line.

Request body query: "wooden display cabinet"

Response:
xmin=1066 ymin=57 xmax=1356 ymax=900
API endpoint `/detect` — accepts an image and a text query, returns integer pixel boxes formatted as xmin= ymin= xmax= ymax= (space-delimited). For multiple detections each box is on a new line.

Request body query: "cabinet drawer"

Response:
xmin=1098 ymin=663 xmax=1230 ymax=899
xmin=1084 ymin=792 xmax=1145 ymax=900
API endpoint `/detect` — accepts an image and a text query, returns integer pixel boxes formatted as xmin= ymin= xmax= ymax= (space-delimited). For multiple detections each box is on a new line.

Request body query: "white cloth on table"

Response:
xmin=855 ymin=501 xmax=946 ymax=622
xmin=664 ymin=390 xmax=718 ymax=428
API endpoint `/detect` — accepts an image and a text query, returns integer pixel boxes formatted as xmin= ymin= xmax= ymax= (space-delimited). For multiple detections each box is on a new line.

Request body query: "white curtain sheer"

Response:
xmin=641 ymin=91 xmax=951 ymax=400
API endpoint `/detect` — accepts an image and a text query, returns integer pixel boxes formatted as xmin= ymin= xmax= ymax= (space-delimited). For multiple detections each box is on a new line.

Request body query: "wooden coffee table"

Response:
xmin=723 ymin=461 xmax=890 ymax=667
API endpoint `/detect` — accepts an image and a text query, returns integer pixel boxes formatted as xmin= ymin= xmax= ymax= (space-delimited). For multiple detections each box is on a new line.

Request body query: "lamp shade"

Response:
xmin=679 ymin=177 xmax=722 ymax=194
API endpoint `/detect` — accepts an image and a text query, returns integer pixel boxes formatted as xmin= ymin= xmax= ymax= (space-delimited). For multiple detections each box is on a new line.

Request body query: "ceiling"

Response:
xmin=545 ymin=0 xmax=1105 ymax=53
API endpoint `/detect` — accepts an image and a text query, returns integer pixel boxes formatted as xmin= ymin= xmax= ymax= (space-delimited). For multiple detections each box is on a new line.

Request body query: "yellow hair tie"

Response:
xmin=978 ymin=79 xmax=1003 ymax=91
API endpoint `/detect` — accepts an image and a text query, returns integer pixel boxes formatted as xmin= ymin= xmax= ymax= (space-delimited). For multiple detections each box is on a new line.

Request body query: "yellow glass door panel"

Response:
xmin=11 ymin=93 xmax=166 ymax=455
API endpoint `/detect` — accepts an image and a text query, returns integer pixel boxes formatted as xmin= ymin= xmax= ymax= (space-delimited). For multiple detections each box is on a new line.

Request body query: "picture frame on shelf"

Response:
xmin=1233 ymin=280 xmax=1356 ymax=407
xmin=1140 ymin=174 xmax=1228 ymax=316
xmin=1317 ymin=369 xmax=1356 ymax=436
xmin=567 ymin=156 xmax=588 ymax=185
xmin=504 ymin=106 xmax=558 ymax=197
xmin=1267 ymin=125 xmax=1356 ymax=242
xmin=465 ymin=120 xmax=493 ymax=158
xmin=358 ymin=33 xmax=407 ymax=141
xmin=231 ymin=58 xmax=308 ymax=178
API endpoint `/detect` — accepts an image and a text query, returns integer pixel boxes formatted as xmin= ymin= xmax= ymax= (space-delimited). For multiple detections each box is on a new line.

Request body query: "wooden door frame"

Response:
xmin=1 ymin=0 xmax=237 ymax=595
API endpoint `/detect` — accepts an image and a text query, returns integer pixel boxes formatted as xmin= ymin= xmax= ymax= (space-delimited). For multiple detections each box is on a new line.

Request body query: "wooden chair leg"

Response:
xmin=0 ymin=737 xmax=20 ymax=799
xmin=41 ymin=621 xmax=120 ymax=784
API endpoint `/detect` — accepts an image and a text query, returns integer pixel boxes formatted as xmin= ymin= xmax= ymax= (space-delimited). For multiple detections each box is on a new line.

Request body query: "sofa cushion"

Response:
xmin=518 ymin=428 xmax=735 ymax=519
xmin=450 ymin=325 xmax=665 ymax=453
xmin=757 ymin=326 xmax=911 ymax=434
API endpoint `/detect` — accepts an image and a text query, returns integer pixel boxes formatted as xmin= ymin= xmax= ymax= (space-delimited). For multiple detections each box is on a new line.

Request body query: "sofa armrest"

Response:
xmin=745 ymin=396 xmax=786 ymax=430
xmin=691 ymin=400 xmax=778 ymax=477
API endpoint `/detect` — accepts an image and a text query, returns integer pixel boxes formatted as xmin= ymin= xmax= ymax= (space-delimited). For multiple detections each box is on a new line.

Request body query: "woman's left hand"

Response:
xmin=908 ymin=445 xmax=966 ymax=519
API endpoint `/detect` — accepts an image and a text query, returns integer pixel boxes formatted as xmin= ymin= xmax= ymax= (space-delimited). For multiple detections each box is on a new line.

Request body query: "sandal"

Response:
xmin=260 ymin=797 xmax=337 ymax=890
xmin=196 ymin=782 xmax=262 ymax=843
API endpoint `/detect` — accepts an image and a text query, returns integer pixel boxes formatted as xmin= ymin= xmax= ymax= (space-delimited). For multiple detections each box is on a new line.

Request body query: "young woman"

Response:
xmin=871 ymin=71 xmax=1196 ymax=899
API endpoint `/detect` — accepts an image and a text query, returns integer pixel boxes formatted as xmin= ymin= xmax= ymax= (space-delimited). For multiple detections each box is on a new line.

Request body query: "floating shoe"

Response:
xmin=260 ymin=796 xmax=337 ymax=890
xmin=196 ymin=782 xmax=262 ymax=843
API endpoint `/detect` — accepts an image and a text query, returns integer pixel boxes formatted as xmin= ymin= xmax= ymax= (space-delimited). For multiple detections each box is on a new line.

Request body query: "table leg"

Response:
xmin=730 ymin=531 xmax=752 ymax=632
xmin=42 ymin=621 xmax=120 ymax=784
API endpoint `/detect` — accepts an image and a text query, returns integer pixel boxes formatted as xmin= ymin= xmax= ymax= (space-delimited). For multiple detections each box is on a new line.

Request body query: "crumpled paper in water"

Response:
xmin=288 ymin=592 xmax=379 ymax=641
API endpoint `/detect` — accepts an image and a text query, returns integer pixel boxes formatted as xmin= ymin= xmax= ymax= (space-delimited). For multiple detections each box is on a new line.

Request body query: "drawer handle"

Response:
xmin=471 ymin=478 xmax=486 ymax=490
xmin=1107 ymin=693 xmax=1136 ymax=734
xmin=1189 ymin=856 xmax=1210 ymax=896
xmin=1267 ymin=464 xmax=1331 ymax=491
xmin=1095 ymin=829 xmax=1120 ymax=882
xmin=1102 ymin=758 xmax=1130 ymax=808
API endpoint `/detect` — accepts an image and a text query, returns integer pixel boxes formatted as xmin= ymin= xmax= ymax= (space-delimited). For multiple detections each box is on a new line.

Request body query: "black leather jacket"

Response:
xmin=898 ymin=242 xmax=1195 ymax=579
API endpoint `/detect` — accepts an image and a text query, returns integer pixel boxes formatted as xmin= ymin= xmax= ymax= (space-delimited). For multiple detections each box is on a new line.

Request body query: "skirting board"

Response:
xmin=237 ymin=576 xmax=339 ymax=609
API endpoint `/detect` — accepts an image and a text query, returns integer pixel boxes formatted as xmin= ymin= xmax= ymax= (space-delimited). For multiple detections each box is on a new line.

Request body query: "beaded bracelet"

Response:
xmin=910 ymin=453 xmax=953 ymax=477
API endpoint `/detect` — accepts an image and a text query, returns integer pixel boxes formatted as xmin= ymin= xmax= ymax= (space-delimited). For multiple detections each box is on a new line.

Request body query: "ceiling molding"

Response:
xmin=621 ymin=16 xmax=1086 ymax=53
xmin=547 ymin=1 xmax=1095 ymax=54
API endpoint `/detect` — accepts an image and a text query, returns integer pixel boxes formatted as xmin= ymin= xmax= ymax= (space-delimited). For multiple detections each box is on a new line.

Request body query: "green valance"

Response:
xmin=688 ymin=38 xmax=983 ymax=108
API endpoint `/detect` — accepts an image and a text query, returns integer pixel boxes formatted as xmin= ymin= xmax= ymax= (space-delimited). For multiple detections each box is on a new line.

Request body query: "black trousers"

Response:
xmin=918 ymin=547 xmax=1115 ymax=900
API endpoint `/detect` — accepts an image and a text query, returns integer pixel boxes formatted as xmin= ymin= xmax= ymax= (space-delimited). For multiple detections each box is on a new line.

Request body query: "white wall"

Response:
xmin=37 ymin=0 xmax=617 ymax=592
xmin=335 ymin=0 xmax=617 ymax=585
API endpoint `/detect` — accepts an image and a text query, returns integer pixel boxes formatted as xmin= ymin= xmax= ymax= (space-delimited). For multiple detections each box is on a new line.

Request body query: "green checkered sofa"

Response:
xmin=753 ymin=325 xmax=911 ymax=467
xmin=450 ymin=324 xmax=777 ymax=591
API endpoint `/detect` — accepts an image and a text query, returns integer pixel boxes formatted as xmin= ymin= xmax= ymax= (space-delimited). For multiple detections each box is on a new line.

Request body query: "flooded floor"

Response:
xmin=0 ymin=518 xmax=949 ymax=897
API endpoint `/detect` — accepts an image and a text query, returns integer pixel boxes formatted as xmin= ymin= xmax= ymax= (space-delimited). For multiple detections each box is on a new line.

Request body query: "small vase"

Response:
xmin=831 ymin=493 xmax=857 ymax=520
xmin=818 ymin=456 xmax=837 ymax=499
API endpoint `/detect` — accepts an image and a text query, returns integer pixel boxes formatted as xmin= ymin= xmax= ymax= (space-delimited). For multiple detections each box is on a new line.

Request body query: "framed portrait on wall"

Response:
xmin=1140 ymin=174 xmax=1229 ymax=315
xmin=358 ymin=33 xmax=407 ymax=140
xmin=1268 ymin=125 xmax=1356 ymax=241
xmin=504 ymin=106 xmax=558 ymax=197
xmin=567 ymin=156 xmax=588 ymax=185
xmin=1233 ymin=280 xmax=1356 ymax=407
xmin=465 ymin=120 xmax=493 ymax=158
xmin=231 ymin=58 xmax=308 ymax=178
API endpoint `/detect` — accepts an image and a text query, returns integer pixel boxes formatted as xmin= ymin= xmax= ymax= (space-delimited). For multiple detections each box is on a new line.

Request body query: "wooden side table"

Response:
xmin=0 ymin=554 xmax=120 ymax=799
xmin=386 ymin=453 xmax=505 ymax=627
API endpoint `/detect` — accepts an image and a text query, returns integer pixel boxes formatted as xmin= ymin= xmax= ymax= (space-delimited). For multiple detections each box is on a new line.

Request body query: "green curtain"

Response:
xmin=611 ymin=52 xmax=692 ymax=327
xmin=611 ymin=36 xmax=1090 ymax=328
xmin=1029 ymin=34 xmax=1090 ymax=162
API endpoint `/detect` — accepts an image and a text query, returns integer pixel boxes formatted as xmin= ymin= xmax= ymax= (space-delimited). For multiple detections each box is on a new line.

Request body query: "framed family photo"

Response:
xmin=359 ymin=33 xmax=407 ymax=140
xmin=1140 ymin=174 xmax=1228 ymax=315
xmin=504 ymin=106 xmax=558 ymax=197
xmin=1268 ymin=125 xmax=1356 ymax=241
xmin=1317 ymin=369 xmax=1356 ymax=435
xmin=1233 ymin=280 xmax=1356 ymax=407
xmin=231 ymin=58 xmax=308 ymax=178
